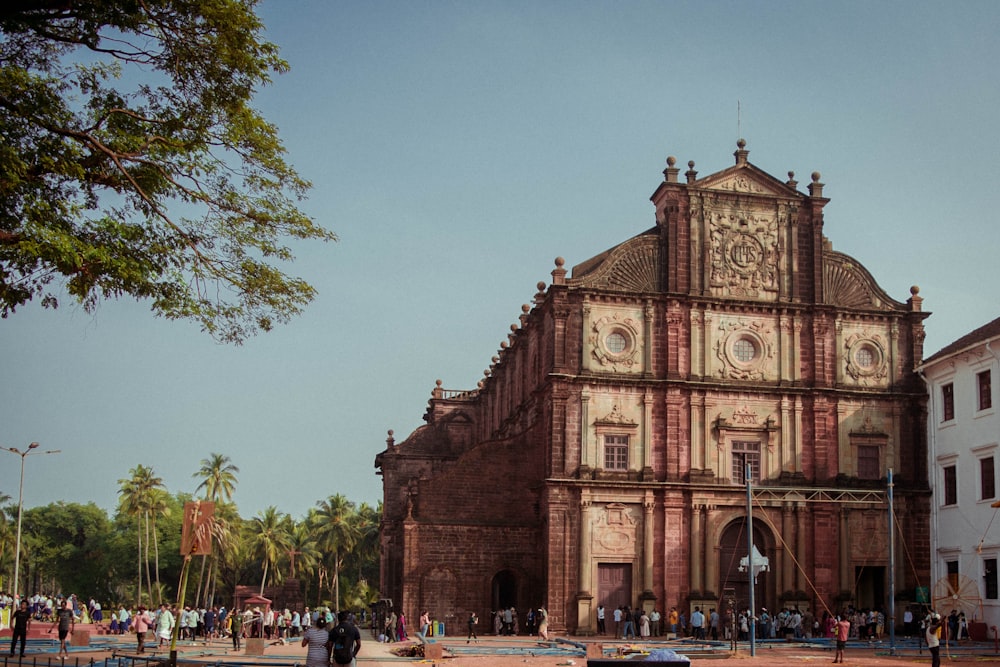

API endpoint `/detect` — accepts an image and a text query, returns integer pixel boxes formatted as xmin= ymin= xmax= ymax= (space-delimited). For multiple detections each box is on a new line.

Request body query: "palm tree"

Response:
xmin=193 ymin=453 xmax=240 ymax=503
xmin=118 ymin=465 xmax=165 ymax=605
xmin=311 ymin=494 xmax=359 ymax=610
xmin=192 ymin=454 xmax=239 ymax=604
xmin=204 ymin=501 xmax=240 ymax=606
xmin=346 ymin=502 xmax=381 ymax=581
xmin=147 ymin=488 xmax=171 ymax=602
xmin=250 ymin=506 xmax=291 ymax=595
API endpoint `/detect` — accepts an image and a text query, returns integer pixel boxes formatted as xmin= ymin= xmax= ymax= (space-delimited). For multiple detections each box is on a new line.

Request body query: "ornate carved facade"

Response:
xmin=375 ymin=142 xmax=931 ymax=634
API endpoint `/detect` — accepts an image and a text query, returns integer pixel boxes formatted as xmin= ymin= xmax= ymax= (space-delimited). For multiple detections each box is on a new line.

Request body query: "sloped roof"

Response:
xmin=923 ymin=315 xmax=1000 ymax=365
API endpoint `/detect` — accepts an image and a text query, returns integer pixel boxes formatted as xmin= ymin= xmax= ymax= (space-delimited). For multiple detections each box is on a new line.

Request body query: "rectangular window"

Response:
xmin=732 ymin=441 xmax=761 ymax=484
xmin=979 ymin=370 xmax=992 ymax=411
xmin=947 ymin=560 xmax=960 ymax=593
xmin=858 ymin=445 xmax=880 ymax=480
xmin=982 ymin=456 xmax=996 ymax=500
xmin=603 ymin=435 xmax=629 ymax=471
xmin=943 ymin=465 xmax=958 ymax=505
xmin=986 ymin=559 xmax=999 ymax=600
xmin=942 ymin=383 xmax=955 ymax=421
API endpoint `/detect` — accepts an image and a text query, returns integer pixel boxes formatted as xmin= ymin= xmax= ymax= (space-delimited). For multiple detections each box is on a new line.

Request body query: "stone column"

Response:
xmin=644 ymin=494 xmax=655 ymax=594
xmin=691 ymin=393 xmax=706 ymax=471
xmin=644 ymin=300 xmax=654 ymax=375
xmin=691 ymin=504 xmax=704 ymax=591
xmin=702 ymin=309 xmax=713 ymax=381
xmin=579 ymin=499 xmax=594 ymax=595
xmin=793 ymin=398 xmax=803 ymax=474
xmin=795 ymin=503 xmax=808 ymax=592
xmin=577 ymin=498 xmax=595 ymax=634
xmin=704 ymin=505 xmax=719 ymax=599
xmin=781 ymin=504 xmax=794 ymax=595
xmin=839 ymin=509 xmax=850 ymax=598
xmin=581 ymin=299 xmax=592 ymax=373
xmin=580 ymin=386 xmax=592 ymax=473
xmin=643 ymin=390 xmax=654 ymax=477
xmin=780 ymin=397 xmax=792 ymax=474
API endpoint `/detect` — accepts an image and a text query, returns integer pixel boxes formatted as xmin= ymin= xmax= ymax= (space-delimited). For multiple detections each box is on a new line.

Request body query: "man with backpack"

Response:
xmin=328 ymin=611 xmax=361 ymax=666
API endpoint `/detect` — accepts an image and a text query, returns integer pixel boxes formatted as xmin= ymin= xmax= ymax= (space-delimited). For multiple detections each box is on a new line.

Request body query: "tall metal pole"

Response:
xmin=888 ymin=468 xmax=896 ymax=655
xmin=13 ymin=447 xmax=29 ymax=602
xmin=746 ymin=462 xmax=756 ymax=657
xmin=3 ymin=442 xmax=60 ymax=603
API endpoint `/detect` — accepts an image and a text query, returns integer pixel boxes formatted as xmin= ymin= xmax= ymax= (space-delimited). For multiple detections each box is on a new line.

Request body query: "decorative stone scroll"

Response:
xmin=593 ymin=503 xmax=637 ymax=556
xmin=708 ymin=210 xmax=780 ymax=299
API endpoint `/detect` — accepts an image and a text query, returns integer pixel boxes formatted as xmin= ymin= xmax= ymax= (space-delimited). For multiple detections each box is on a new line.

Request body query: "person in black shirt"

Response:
xmin=9 ymin=600 xmax=31 ymax=657
xmin=49 ymin=599 xmax=75 ymax=660
xmin=328 ymin=611 xmax=361 ymax=666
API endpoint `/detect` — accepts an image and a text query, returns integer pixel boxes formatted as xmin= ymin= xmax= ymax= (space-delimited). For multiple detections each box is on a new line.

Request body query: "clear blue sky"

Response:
xmin=3 ymin=0 xmax=999 ymax=520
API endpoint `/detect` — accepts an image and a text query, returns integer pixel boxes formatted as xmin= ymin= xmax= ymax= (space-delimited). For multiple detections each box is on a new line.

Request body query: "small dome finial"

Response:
xmin=737 ymin=138 xmax=746 ymax=149
xmin=910 ymin=285 xmax=920 ymax=296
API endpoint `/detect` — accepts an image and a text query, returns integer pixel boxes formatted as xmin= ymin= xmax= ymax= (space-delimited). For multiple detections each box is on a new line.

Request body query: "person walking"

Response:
xmin=537 ymin=607 xmax=549 ymax=641
xmin=301 ymin=616 xmax=329 ymax=667
xmin=467 ymin=612 xmax=479 ymax=643
xmin=49 ymin=599 xmax=75 ymax=660
xmin=9 ymin=600 xmax=31 ymax=658
xmin=926 ymin=613 xmax=942 ymax=667
xmin=833 ymin=615 xmax=851 ymax=664
xmin=230 ymin=608 xmax=244 ymax=652
xmin=133 ymin=606 xmax=150 ymax=654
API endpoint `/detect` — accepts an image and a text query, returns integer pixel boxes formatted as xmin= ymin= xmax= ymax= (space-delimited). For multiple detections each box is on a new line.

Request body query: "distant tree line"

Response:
xmin=0 ymin=454 xmax=380 ymax=610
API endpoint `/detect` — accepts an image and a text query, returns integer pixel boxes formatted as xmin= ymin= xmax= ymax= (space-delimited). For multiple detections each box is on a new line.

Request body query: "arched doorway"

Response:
xmin=492 ymin=569 xmax=518 ymax=611
xmin=718 ymin=519 xmax=773 ymax=614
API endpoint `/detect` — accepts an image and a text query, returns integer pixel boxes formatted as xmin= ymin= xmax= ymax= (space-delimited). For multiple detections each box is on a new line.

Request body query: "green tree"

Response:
xmin=117 ymin=464 xmax=165 ymax=604
xmin=0 ymin=0 xmax=336 ymax=343
xmin=21 ymin=502 xmax=113 ymax=598
xmin=311 ymin=494 xmax=359 ymax=610
xmin=193 ymin=454 xmax=240 ymax=504
xmin=249 ymin=506 xmax=290 ymax=595
xmin=192 ymin=453 xmax=239 ymax=604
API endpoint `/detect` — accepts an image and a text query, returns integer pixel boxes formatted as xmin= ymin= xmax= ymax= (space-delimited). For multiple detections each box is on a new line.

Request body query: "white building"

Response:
xmin=920 ymin=316 xmax=1000 ymax=631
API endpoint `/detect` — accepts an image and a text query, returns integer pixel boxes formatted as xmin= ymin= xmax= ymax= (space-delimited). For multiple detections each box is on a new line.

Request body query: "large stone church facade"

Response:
xmin=376 ymin=141 xmax=931 ymax=634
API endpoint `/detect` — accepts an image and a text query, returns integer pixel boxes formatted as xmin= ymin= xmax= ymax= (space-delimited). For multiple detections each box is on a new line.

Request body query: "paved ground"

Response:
xmin=8 ymin=628 xmax=1000 ymax=666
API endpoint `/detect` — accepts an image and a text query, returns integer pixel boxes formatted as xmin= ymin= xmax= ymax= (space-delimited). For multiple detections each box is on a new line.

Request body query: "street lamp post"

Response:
xmin=3 ymin=442 xmax=61 ymax=602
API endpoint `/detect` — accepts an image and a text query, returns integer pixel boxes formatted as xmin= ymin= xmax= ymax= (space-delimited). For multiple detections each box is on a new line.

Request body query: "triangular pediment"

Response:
xmin=696 ymin=163 xmax=800 ymax=198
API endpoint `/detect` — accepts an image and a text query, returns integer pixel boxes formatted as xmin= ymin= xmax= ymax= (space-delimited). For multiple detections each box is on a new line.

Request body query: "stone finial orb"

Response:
xmin=666 ymin=156 xmax=676 ymax=167
xmin=492 ymin=356 xmax=499 ymax=363
xmin=811 ymin=171 xmax=821 ymax=182
xmin=522 ymin=304 xmax=530 ymax=313
xmin=537 ymin=281 xmax=546 ymax=291
xmin=910 ymin=285 xmax=920 ymax=295
xmin=435 ymin=379 xmax=442 ymax=387
xmin=788 ymin=171 xmax=795 ymax=180
xmin=510 ymin=324 xmax=518 ymax=332
xmin=737 ymin=138 xmax=746 ymax=149
xmin=688 ymin=160 xmax=695 ymax=168
xmin=388 ymin=429 xmax=394 ymax=437
xmin=554 ymin=257 xmax=565 ymax=268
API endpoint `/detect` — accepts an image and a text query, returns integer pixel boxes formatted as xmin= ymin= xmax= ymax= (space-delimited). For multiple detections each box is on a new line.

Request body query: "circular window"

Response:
xmin=732 ymin=337 xmax=757 ymax=363
xmin=606 ymin=331 xmax=628 ymax=354
xmin=855 ymin=345 xmax=875 ymax=369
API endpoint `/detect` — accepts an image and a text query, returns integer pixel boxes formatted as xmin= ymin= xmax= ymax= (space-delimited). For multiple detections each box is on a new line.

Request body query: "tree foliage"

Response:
xmin=0 ymin=0 xmax=336 ymax=343
xmin=1 ymin=454 xmax=378 ymax=609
